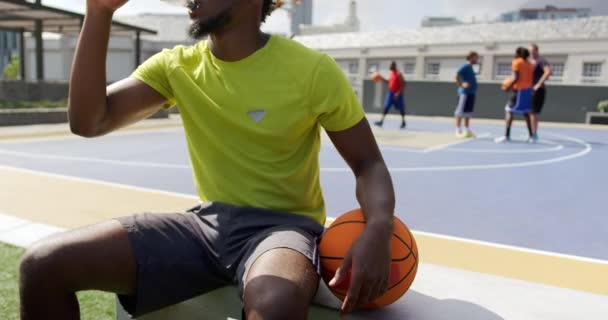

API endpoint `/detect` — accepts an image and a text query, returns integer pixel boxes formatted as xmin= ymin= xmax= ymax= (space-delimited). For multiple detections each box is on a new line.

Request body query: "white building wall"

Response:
xmin=26 ymin=37 xmax=66 ymax=82
xmin=24 ymin=34 xmax=184 ymax=83
xmin=567 ymin=53 xmax=608 ymax=84
xmin=315 ymin=38 xmax=608 ymax=86
xmin=21 ymin=31 xmax=608 ymax=87
xmin=43 ymin=52 xmax=64 ymax=81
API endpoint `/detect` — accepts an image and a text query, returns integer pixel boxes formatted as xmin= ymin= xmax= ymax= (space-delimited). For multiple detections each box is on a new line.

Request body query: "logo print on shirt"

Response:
xmin=247 ymin=110 xmax=267 ymax=123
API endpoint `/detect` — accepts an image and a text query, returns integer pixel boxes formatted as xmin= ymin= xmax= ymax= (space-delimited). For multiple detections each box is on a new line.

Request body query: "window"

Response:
xmin=549 ymin=62 xmax=565 ymax=79
xmin=583 ymin=63 xmax=602 ymax=78
xmin=425 ymin=62 xmax=440 ymax=79
xmin=495 ymin=62 xmax=512 ymax=78
xmin=367 ymin=63 xmax=379 ymax=74
xmin=348 ymin=62 xmax=359 ymax=75
xmin=403 ymin=62 xmax=416 ymax=75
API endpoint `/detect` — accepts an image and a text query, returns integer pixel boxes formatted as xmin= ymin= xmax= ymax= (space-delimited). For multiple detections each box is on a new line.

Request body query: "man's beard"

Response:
xmin=188 ymin=8 xmax=232 ymax=40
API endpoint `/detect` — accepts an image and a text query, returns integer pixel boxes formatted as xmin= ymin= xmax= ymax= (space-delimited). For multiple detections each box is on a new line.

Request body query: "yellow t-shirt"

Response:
xmin=132 ymin=35 xmax=364 ymax=225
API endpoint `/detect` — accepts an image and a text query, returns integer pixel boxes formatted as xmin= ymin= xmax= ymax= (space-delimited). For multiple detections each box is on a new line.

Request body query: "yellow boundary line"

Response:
xmin=1 ymin=166 xmax=606 ymax=296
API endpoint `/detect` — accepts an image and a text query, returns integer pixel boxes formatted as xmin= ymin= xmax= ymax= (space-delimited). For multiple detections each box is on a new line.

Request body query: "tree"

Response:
xmin=3 ymin=54 xmax=20 ymax=80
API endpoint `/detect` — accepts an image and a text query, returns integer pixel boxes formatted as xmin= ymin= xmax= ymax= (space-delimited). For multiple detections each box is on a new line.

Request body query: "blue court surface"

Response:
xmin=1 ymin=115 xmax=607 ymax=319
xmin=0 ymin=116 xmax=605 ymax=261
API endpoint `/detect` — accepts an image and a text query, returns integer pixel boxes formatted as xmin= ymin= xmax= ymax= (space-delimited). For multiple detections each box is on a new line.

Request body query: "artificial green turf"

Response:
xmin=0 ymin=242 xmax=115 ymax=320
xmin=0 ymin=243 xmax=22 ymax=320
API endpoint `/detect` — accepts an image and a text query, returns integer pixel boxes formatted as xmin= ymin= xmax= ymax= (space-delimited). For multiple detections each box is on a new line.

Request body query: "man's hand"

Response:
xmin=329 ymin=222 xmax=392 ymax=314
xmin=533 ymin=84 xmax=541 ymax=91
xmin=87 ymin=0 xmax=129 ymax=13
xmin=461 ymin=82 xmax=470 ymax=89
xmin=326 ymin=120 xmax=395 ymax=313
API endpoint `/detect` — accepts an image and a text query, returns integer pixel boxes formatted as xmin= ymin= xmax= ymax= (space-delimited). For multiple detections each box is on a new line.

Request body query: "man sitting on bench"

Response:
xmin=19 ymin=0 xmax=395 ymax=319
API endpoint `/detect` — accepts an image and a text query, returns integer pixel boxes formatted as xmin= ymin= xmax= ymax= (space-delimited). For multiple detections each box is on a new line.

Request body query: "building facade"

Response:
xmin=291 ymin=0 xmax=313 ymax=36
xmin=16 ymin=15 xmax=608 ymax=89
xmin=421 ymin=17 xmax=463 ymax=28
xmin=295 ymin=16 xmax=608 ymax=90
xmin=299 ymin=0 xmax=359 ymax=35
xmin=500 ymin=5 xmax=591 ymax=22
xmin=20 ymin=14 xmax=193 ymax=83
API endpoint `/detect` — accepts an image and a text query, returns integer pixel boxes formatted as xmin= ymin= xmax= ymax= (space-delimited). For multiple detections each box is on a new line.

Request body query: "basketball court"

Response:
xmin=1 ymin=114 xmax=606 ymax=319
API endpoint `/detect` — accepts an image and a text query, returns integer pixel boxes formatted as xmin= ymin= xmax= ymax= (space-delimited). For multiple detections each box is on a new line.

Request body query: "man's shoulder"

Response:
xmin=273 ymin=35 xmax=326 ymax=65
xmin=458 ymin=63 xmax=471 ymax=72
xmin=153 ymin=41 xmax=205 ymax=69
xmin=513 ymin=58 xmax=523 ymax=67
xmin=170 ymin=41 xmax=205 ymax=59
xmin=272 ymin=36 xmax=343 ymax=85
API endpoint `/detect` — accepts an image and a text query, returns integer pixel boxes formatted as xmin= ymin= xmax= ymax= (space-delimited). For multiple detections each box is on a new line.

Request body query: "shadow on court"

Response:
xmin=348 ymin=290 xmax=504 ymax=320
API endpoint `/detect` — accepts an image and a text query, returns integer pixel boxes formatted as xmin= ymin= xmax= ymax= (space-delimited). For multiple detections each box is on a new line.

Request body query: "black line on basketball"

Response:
xmin=396 ymin=218 xmax=418 ymax=261
xmin=326 ymin=220 xmax=366 ymax=231
xmin=388 ymin=220 xmax=418 ymax=291
xmin=393 ymin=227 xmax=419 ymax=293
xmin=319 ymin=256 xmax=344 ymax=261
xmin=392 ymin=233 xmax=413 ymax=262
xmin=322 ymin=236 xmax=412 ymax=262
xmin=324 ymin=220 xmax=415 ymax=261
xmin=405 ymin=224 xmax=418 ymax=262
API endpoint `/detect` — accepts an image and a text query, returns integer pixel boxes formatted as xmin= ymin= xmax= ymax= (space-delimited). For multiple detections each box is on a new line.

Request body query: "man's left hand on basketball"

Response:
xmin=330 ymin=221 xmax=392 ymax=314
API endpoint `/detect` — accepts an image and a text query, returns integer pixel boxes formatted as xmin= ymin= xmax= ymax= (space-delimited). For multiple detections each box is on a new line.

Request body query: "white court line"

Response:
xmin=379 ymin=133 xmax=491 ymax=154
xmin=322 ymin=132 xmax=592 ymax=173
xmin=421 ymin=133 xmax=491 ymax=153
xmin=0 ymin=134 xmax=560 ymax=169
xmin=413 ymin=230 xmax=608 ymax=265
xmin=0 ymin=133 xmax=592 ymax=173
xmin=0 ymin=131 xmax=480 ymax=167
xmin=0 ymin=126 xmax=184 ymax=145
xmin=3 ymin=208 xmax=606 ymax=266
xmin=447 ymin=144 xmax=564 ymax=154
xmin=379 ymin=145 xmax=427 ymax=153
xmin=0 ymin=164 xmax=198 ymax=200
xmin=381 ymin=137 xmax=564 ymax=154
xmin=0 ymin=148 xmax=191 ymax=170
xmin=323 ymin=216 xmax=608 ymax=265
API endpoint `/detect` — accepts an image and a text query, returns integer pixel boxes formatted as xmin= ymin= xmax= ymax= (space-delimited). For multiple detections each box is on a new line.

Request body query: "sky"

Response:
xmin=44 ymin=0 xmax=607 ymax=33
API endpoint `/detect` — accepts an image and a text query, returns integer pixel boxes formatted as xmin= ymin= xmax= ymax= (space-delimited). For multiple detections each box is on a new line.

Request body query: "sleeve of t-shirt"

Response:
xmin=540 ymin=57 xmax=549 ymax=68
xmin=131 ymin=49 xmax=177 ymax=109
xmin=512 ymin=59 xmax=521 ymax=73
xmin=310 ymin=55 xmax=365 ymax=132
xmin=456 ymin=65 xmax=466 ymax=76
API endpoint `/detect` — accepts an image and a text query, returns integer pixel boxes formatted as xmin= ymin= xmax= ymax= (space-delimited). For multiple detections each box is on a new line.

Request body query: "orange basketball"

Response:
xmin=501 ymin=77 xmax=514 ymax=90
xmin=371 ymin=72 xmax=383 ymax=82
xmin=319 ymin=209 xmax=419 ymax=309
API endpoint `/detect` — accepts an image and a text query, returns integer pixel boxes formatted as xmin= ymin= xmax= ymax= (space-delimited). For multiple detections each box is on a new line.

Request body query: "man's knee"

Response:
xmin=244 ymin=275 xmax=311 ymax=320
xmin=20 ymin=239 xmax=67 ymax=290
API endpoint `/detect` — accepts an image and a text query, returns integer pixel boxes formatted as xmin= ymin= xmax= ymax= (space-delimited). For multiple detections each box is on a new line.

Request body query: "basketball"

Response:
xmin=319 ymin=209 xmax=419 ymax=309
xmin=372 ymin=72 xmax=383 ymax=82
xmin=501 ymin=77 xmax=514 ymax=90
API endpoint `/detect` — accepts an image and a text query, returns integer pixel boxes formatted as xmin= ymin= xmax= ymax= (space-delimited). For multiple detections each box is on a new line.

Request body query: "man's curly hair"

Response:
xmin=261 ymin=0 xmax=274 ymax=22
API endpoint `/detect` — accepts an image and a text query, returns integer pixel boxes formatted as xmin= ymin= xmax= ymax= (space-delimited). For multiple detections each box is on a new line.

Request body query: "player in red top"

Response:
xmin=374 ymin=61 xmax=407 ymax=129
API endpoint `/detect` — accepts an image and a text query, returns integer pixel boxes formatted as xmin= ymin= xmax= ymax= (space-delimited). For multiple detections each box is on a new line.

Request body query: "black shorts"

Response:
xmin=116 ymin=202 xmax=324 ymax=318
xmin=532 ymin=87 xmax=546 ymax=114
xmin=455 ymin=94 xmax=476 ymax=117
